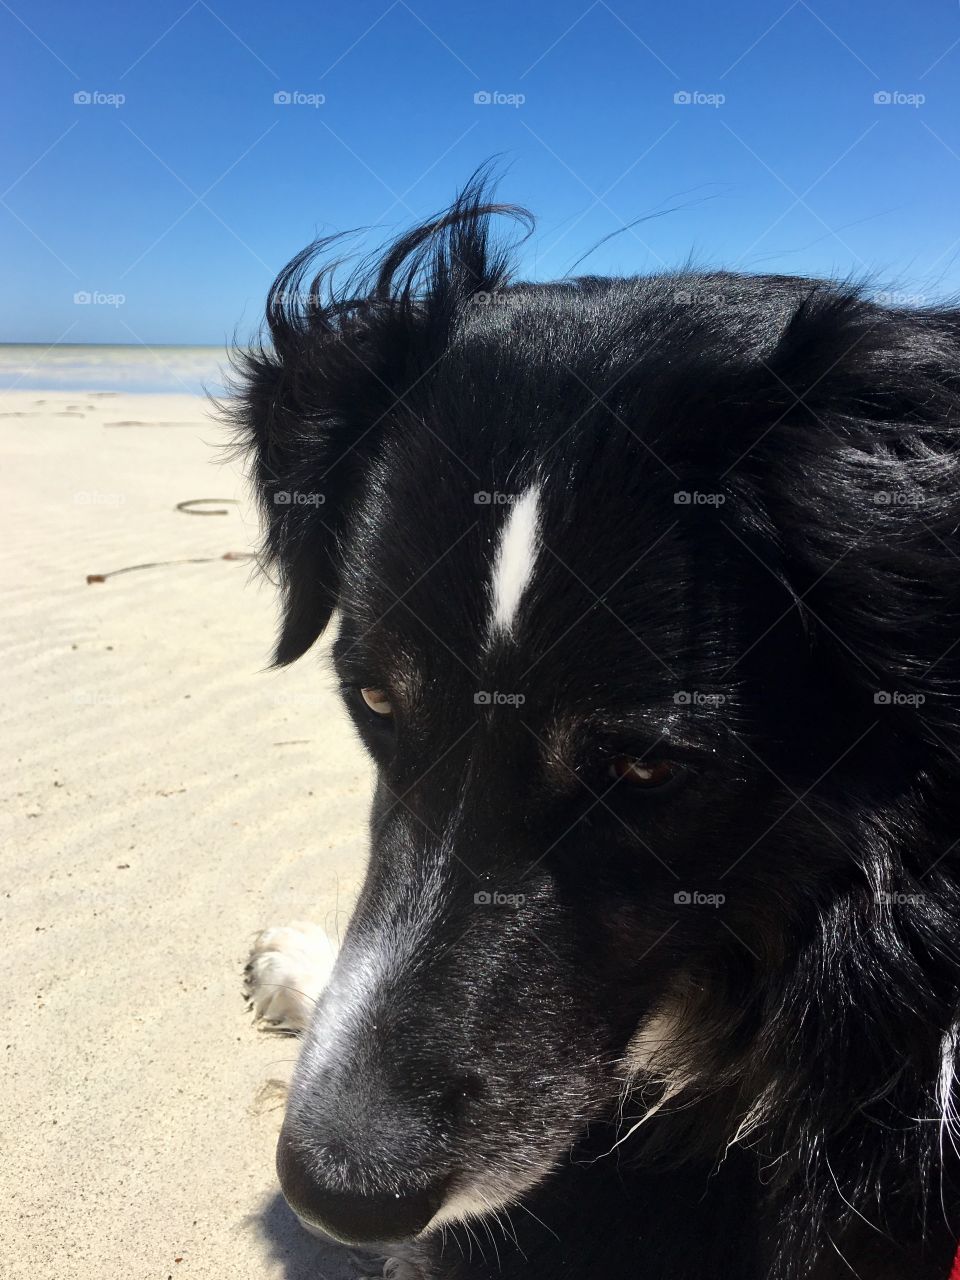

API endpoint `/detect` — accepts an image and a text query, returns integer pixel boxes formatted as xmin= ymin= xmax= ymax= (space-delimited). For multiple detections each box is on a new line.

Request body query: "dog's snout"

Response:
xmin=277 ymin=1132 xmax=445 ymax=1243
xmin=275 ymin=1061 xmax=482 ymax=1243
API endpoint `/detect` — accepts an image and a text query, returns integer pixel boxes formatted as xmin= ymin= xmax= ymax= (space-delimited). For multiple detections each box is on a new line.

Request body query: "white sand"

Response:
xmin=2 ymin=390 xmax=372 ymax=1278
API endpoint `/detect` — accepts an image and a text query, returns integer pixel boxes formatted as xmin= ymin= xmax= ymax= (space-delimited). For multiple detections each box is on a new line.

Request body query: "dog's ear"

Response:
xmin=229 ymin=273 xmax=350 ymax=665
xmin=730 ymin=287 xmax=960 ymax=747
xmin=228 ymin=171 xmax=532 ymax=665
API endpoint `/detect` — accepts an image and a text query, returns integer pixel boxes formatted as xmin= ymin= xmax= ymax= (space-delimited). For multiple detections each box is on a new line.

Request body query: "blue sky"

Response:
xmin=3 ymin=0 xmax=960 ymax=344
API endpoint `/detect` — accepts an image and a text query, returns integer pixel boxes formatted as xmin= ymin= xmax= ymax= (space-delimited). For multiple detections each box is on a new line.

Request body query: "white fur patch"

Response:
xmin=625 ymin=1008 xmax=681 ymax=1076
xmin=245 ymin=921 xmax=339 ymax=1033
xmin=488 ymin=484 xmax=541 ymax=637
xmin=424 ymin=1177 xmax=535 ymax=1234
xmin=939 ymin=1022 xmax=960 ymax=1157
xmin=418 ymin=1009 xmax=687 ymax=1234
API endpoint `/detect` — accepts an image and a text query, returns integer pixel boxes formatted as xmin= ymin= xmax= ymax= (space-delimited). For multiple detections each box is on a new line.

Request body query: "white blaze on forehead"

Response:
xmin=488 ymin=483 xmax=541 ymax=637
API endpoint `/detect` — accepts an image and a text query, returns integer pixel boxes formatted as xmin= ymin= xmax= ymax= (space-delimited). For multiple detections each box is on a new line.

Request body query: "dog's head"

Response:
xmin=234 ymin=177 xmax=960 ymax=1245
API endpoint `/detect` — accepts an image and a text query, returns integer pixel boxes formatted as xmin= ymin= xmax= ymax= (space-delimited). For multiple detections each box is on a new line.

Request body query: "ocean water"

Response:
xmin=0 ymin=344 xmax=233 ymax=395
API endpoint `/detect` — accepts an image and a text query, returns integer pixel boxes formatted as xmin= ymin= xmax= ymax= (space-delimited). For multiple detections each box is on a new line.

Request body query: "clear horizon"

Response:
xmin=0 ymin=340 xmax=231 ymax=393
xmin=0 ymin=341 xmax=227 ymax=347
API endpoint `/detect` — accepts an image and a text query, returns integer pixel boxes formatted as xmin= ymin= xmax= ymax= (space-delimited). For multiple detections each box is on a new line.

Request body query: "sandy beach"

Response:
xmin=2 ymin=385 xmax=371 ymax=1278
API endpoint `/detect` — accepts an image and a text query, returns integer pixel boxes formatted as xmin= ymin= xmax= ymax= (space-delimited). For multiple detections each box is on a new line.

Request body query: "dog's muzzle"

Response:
xmin=277 ymin=1130 xmax=446 ymax=1242
xmin=275 ymin=1058 xmax=480 ymax=1244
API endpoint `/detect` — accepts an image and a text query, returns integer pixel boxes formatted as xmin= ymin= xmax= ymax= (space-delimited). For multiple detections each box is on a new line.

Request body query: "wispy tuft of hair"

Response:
xmin=225 ymin=166 xmax=532 ymax=664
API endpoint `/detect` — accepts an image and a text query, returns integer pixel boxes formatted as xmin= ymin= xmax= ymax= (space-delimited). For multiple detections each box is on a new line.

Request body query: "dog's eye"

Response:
xmin=360 ymin=687 xmax=393 ymax=717
xmin=609 ymin=757 xmax=681 ymax=791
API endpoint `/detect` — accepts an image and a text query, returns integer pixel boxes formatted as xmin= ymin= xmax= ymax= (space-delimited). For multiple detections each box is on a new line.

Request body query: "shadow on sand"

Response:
xmin=251 ymin=1192 xmax=385 ymax=1280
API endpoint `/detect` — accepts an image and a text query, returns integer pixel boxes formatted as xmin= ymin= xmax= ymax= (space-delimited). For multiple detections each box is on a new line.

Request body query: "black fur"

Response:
xmin=232 ymin=172 xmax=960 ymax=1279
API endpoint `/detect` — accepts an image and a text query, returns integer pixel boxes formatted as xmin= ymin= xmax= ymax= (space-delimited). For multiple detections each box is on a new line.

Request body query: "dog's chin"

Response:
xmin=420 ymin=1167 xmax=555 ymax=1236
xmin=291 ymin=1212 xmax=336 ymax=1241
xmin=289 ymin=1205 xmax=433 ymax=1249
xmin=289 ymin=1160 xmax=559 ymax=1247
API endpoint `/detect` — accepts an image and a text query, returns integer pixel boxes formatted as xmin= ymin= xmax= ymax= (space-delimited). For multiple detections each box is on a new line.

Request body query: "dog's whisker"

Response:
xmin=461 ymin=1220 xmax=478 ymax=1264
xmin=515 ymin=1202 xmax=559 ymax=1245
xmin=471 ymin=1189 xmax=521 ymax=1262
xmin=494 ymin=1205 xmax=521 ymax=1253
xmin=479 ymin=1213 xmax=501 ymax=1271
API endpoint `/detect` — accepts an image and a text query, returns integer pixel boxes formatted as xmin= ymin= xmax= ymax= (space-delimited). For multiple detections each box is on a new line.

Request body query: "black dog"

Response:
xmin=237 ymin=173 xmax=960 ymax=1280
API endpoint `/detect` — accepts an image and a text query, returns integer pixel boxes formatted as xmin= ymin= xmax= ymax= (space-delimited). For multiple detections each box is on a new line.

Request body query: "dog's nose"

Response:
xmin=276 ymin=1135 xmax=445 ymax=1244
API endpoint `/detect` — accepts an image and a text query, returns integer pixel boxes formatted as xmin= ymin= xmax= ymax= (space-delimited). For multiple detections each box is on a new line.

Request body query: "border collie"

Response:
xmin=237 ymin=173 xmax=960 ymax=1280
